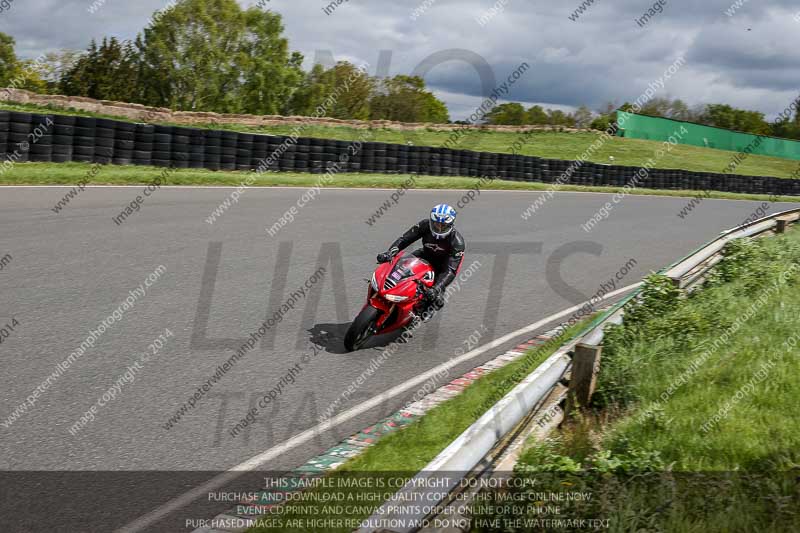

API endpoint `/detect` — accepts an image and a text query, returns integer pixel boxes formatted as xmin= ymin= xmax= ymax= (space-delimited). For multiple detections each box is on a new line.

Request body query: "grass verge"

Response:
xmin=3 ymin=101 xmax=800 ymax=179
xmin=477 ymin=228 xmax=800 ymax=532
xmin=1 ymin=161 xmax=798 ymax=204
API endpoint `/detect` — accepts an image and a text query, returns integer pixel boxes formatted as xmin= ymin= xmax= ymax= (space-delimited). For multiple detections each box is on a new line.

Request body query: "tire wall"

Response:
xmin=1 ymin=111 xmax=798 ymax=196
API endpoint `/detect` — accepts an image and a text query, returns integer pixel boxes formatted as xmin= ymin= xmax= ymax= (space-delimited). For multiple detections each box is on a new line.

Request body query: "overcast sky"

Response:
xmin=2 ymin=0 xmax=798 ymax=120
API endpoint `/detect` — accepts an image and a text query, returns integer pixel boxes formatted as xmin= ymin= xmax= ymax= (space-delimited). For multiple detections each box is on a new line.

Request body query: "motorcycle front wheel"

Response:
xmin=344 ymin=305 xmax=381 ymax=352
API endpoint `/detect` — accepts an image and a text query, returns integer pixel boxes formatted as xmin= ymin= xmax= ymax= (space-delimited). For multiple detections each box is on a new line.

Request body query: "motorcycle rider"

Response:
xmin=377 ymin=204 xmax=465 ymax=320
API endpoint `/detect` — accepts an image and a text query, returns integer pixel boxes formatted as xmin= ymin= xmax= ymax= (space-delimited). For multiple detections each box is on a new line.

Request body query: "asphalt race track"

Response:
xmin=1 ymin=185 xmax=795 ymax=530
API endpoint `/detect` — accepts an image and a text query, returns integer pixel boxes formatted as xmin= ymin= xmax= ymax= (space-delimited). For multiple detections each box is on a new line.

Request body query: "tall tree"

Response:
xmin=34 ymin=50 xmax=84 ymax=94
xmin=369 ymin=75 xmax=449 ymax=123
xmin=699 ymin=104 xmax=770 ymax=135
xmin=638 ymin=96 xmax=672 ymax=117
xmin=572 ymin=105 xmax=593 ymax=128
xmin=485 ymin=102 xmax=527 ymax=125
xmin=667 ymin=98 xmax=692 ymax=121
xmin=60 ymin=38 xmax=140 ymax=101
xmin=137 ymin=0 xmax=302 ymax=113
xmin=237 ymin=7 xmax=304 ymax=115
xmin=526 ymin=105 xmax=549 ymax=124
xmin=0 ymin=32 xmax=16 ymax=87
xmin=547 ymin=109 xmax=575 ymax=127
xmin=288 ymin=61 xmax=373 ymax=119
xmin=0 ymin=33 xmax=47 ymax=93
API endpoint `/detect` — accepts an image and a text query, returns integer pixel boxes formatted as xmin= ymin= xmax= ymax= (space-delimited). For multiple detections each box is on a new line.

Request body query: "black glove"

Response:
xmin=424 ymin=286 xmax=441 ymax=301
xmin=376 ymin=247 xmax=399 ymax=264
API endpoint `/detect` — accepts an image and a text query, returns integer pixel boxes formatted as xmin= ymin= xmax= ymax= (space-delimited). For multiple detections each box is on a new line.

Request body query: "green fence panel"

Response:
xmin=617 ymin=111 xmax=800 ymax=161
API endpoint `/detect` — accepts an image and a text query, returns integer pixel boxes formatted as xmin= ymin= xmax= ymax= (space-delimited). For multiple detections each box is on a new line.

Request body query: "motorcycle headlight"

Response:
xmin=370 ymin=273 xmax=379 ymax=291
xmin=385 ymin=294 xmax=408 ymax=302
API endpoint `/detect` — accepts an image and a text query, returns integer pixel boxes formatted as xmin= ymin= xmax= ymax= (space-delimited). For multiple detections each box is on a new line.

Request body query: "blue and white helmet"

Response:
xmin=430 ymin=204 xmax=456 ymax=239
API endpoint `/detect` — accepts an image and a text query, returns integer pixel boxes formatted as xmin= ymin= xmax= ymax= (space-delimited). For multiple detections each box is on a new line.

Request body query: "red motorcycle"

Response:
xmin=344 ymin=252 xmax=435 ymax=351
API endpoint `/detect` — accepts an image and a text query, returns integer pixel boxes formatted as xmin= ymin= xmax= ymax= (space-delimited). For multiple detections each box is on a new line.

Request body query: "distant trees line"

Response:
xmin=484 ymin=97 xmax=800 ymax=140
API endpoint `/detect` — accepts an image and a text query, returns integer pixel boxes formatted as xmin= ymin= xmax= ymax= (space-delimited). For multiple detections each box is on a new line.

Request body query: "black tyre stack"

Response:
xmin=504 ymin=153 xmax=516 ymax=180
xmin=153 ymin=125 xmax=173 ymax=168
xmin=307 ymin=137 xmax=321 ymax=174
xmin=580 ymin=161 xmax=595 ymax=186
xmin=376 ymin=143 xmax=390 ymax=174
xmin=462 ymin=150 xmax=478 ymax=178
xmin=287 ymin=137 xmax=308 ymax=174
xmin=113 ymin=121 xmax=136 ymax=166
xmin=677 ymin=169 xmax=689 ymax=191
xmin=8 ymin=112 xmax=32 ymax=162
xmin=171 ymin=126 xmax=191 ymax=168
xmin=251 ymin=134 xmax=269 ymax=172
xmin=264 ymin=136 xmax=283 ymax=172
xmin=278 ymin=136 xmax=295 ymax=172
xmin=424 ymin=146 xmax=437 ymax=176
xmin=339 ymin=140 xmax=354 ymax=172
xmin=220 ymin=131 xmax=237 ymax=171
xmin=324 ymin=138 xmax=340 ymax=173
xmin=205 ymin=130 xmax=221 ymax=171
xmin=421 ymin=146 xmax=433 ymax=176
xmin=307 ymin=137 xmax=322 ymax=174
xmin=395 ymin=143 xmax=409 ymax=175
xmin=236 ymin=133 xmax=254 ymax=171
xmin=291 ymin=137 xmax=305 ymax=172
xmin=359 ymin=141 xmax=373 ymax=173
xmin=188 ymin=128 xmax=206 ymax=169
xmin=385 ymin=142 xmax=399 ymax=175
xmin=450 ymin=148 xmax=463 ymax=177
xmin=449 ymin=148 xmax=460 ymax=177
xmin=483 ymin=151 xmax=499 ymax=178
xmin=407 ymin=146 xmax=420 ymax=175
xmin=5 ymin=108 xmax=800 ymax=196
xmin=133 ymin=124 xmax=154 ymax=166
xmin=524 ymin=155 xmax=539 ymax=181
xmin=514 ymin=154 xmax=528 ymax=181
xmin=338 ymin=140 xmax=350 ymax=171
xmin=52 ymin=115 xmax=75 ymax=163
xmin=512 ymin=154 xmax=525 ymax=181
xmin=336 ymin=141 xmax=363 ymax=172
xmin=449 ymin=150 xmax=462 ymax=176
xmin=94 ymin=118 xmax=116 ymax=165
xmin=0 ymin=111 xmax=9 ymax=161
xmin=73 ymin=117 xmax=95 ymax=163
xmin=595 ymin=163 xmax=609 ymax=187
xmin=468 ymin=150 xmax=481 ymax=178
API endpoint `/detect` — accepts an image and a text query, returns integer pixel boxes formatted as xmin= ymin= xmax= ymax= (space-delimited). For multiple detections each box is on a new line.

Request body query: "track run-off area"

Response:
xmin=1 ymin=185 xmax=796 ymax=530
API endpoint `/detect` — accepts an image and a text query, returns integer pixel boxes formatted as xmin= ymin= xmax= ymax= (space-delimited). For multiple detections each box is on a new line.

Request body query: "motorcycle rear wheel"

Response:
xmin=344 ymin=305 xmax=380 ymax=352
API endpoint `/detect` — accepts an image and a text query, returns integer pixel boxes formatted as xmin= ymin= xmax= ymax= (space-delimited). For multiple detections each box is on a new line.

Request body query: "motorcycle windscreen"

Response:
xmin=383 ymin=256 xmax=428 ymax=290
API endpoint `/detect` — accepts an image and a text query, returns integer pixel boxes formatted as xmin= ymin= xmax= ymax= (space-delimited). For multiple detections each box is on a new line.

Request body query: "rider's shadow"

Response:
xmin=308 ymin=323 xmax=406 ymax=355
xmin=308 ymin=323 xmax=350 ymax=354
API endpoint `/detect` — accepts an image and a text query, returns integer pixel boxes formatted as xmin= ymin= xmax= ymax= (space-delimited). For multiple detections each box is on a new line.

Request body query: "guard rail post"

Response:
xmin=566 ymin=343 xmax=601 ymax=414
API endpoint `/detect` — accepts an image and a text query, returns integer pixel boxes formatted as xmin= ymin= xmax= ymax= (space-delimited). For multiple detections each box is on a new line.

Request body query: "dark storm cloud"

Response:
xmin=1 ymin=0 xmax=797 ymax=119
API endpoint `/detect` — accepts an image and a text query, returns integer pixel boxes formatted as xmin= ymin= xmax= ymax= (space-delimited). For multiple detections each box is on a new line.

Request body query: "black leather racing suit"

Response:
xmin=388 ymin=219 xmax=466 ymax=300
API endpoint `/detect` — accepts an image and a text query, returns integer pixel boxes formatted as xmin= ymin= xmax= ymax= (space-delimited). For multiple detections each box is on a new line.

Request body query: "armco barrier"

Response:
xmin=2 ymin=110 xmax=800 ymax=196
